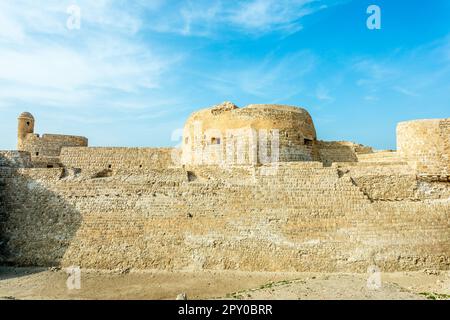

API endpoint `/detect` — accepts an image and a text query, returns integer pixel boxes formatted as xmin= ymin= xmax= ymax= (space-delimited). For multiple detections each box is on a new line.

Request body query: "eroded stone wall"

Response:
xmin=0 ymin=162 xmax=448 ymax=272
xmin=191 ymin=129 xmax=316 ymax=166
xmin=0 ymin=151 xmax=32 ymax=168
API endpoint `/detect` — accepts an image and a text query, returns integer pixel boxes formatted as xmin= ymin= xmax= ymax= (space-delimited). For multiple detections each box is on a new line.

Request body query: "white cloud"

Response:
xmin=179 ymin=1 xmax=222 ymax=36
xmin=0 ymin=47 xmax=91 ymax=90
xmin=202 ymin=51 xmax=316 ymax=101
xmin=0 ymin=0 xmax=182 ymax=111
xmin=0 ymin=11 xmax=26 ymax=43
xmin=315 ymin=84 xmax=333 ymax=101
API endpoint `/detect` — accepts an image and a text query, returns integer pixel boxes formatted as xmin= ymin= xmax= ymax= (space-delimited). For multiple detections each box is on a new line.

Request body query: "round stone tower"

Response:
xmin=17 ymin=112 xmax=35 ymax=150
xmin=181 ymin=102 xmax=318 ymax=165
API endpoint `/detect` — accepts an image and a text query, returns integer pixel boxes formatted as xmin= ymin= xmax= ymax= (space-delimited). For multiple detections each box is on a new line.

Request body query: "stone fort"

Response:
xmin=0 ymin=102 xmax=449 ymax=272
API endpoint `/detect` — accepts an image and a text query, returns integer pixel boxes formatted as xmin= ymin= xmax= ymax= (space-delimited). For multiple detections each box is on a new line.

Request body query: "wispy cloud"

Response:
xmin=178 ymin=1 xmax=222 ymax=36
xmin=147 ymin=0 xmax=335 ymax=37
xmin=364 ymin=95 xmax=379 ymax=102
xmin=0 ymin=0 xmax=338 ymax=121
xmin=0 ymin=0 xmax=183 ymax=112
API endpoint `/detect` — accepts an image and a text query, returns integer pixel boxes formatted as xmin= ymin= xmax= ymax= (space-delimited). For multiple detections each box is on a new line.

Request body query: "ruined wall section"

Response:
xmin=21 ymin=134 xmax=88 ymax=167
xmin=60 ymin=147 xmax=176 ymax=171
xmin=1 ymin=164 xmax=448 ymax=272
xmin=0 ymin=151 xmax=32 ymax=168
xmin=17 ymin=112 xmax=88 ymax=168
xmin=397 ymin=119 xmax=450 ymax=176
xmin=357 ymin=151 xmax=401 ymax=164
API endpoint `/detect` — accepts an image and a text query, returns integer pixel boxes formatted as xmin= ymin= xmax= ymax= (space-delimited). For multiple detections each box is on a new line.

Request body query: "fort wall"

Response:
xmin=1 ymin=109 xmax=449 ymax=273
xmin=0 ymin=162 xmax=448 ymax=272
xmin=0 ymin=151 xmax=32 ymax=168
xmin=59 ymin=147 xmax=176 ymax=171
xmin=397 ymin=119 xmax=450 ymax=176
xmin=181 ymin=103 xmax=319 ymax=165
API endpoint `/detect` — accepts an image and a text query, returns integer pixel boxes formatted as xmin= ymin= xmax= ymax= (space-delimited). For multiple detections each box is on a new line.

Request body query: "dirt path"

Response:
xmin=0 ymin=267 xmax=449 ymax=300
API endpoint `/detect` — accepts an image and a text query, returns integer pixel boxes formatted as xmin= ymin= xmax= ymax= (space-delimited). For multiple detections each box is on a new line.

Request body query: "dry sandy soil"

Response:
xmin=0 ymin=267 xmax=449 ymax=300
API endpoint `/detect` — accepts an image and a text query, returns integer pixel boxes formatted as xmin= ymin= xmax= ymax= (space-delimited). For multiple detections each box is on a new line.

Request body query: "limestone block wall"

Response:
xmin=21 ymin=134 xmax=88 ymax=167
xmin=194 ymin=129 xmax=316 ymax=165
xmin=397 ymin=119 xmax=450 ymax=176
xmin=317 ymin=141 xmax=372 ymax=166
xmin=0 ymin=163 xmax=448 ymax=272
xmin=333 ymin=162 xmax=418 ymax=201
xmin=0 ymin=151 xmax=32 ymax=168
xmin=60 ymin=147 xmax=176 ymax=171
xmin=182 ymin=103 xmax=318 ymax=165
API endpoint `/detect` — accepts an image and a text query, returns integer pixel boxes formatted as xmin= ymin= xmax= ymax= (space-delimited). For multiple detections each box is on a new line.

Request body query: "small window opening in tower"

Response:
xmin=35 ymin=152 xmax=39 ymax=156
xmin=26 ymin=121 xmax=30 ymax=126
xmin=304 ymin=138 xmax=313 ymax=146
xmin=108 ymin=164 xmax=112 ymax=169
xmin=211 ymin=137 xmax=220 ymax=144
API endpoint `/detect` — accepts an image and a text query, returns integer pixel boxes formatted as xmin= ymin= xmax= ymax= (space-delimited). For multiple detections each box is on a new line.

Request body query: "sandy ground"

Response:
xmin=0 ymin=267 xmax=449 ymax=300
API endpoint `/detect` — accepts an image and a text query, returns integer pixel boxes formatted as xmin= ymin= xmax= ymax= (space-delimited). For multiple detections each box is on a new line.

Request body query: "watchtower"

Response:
xmin=17 ymin=112 xmax=35 ymax=150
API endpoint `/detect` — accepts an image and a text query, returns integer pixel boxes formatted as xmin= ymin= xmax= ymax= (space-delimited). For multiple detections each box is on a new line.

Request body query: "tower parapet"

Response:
xmin=17 ymin=112 xmax=35 ymax=150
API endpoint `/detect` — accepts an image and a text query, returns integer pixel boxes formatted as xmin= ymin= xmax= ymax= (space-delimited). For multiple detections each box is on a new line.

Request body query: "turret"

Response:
xmin=17 ymin=112 xmax=35 ymax=150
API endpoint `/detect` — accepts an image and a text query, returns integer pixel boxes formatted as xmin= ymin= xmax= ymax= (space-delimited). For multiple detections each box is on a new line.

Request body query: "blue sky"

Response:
xmin=0 ymin=0 xmax=449 ymax=150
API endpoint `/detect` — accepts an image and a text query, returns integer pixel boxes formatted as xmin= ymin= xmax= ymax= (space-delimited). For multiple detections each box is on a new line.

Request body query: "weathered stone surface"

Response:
xmin=181 ymin=103 xmax=318 ymax=165
xmin=60 ymin=147 xmax=175 ymax=171
xmin=17 ymin=112 xmax=87 ymax=167
xmin=397 ymin=119 xmax=450 ymax=176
